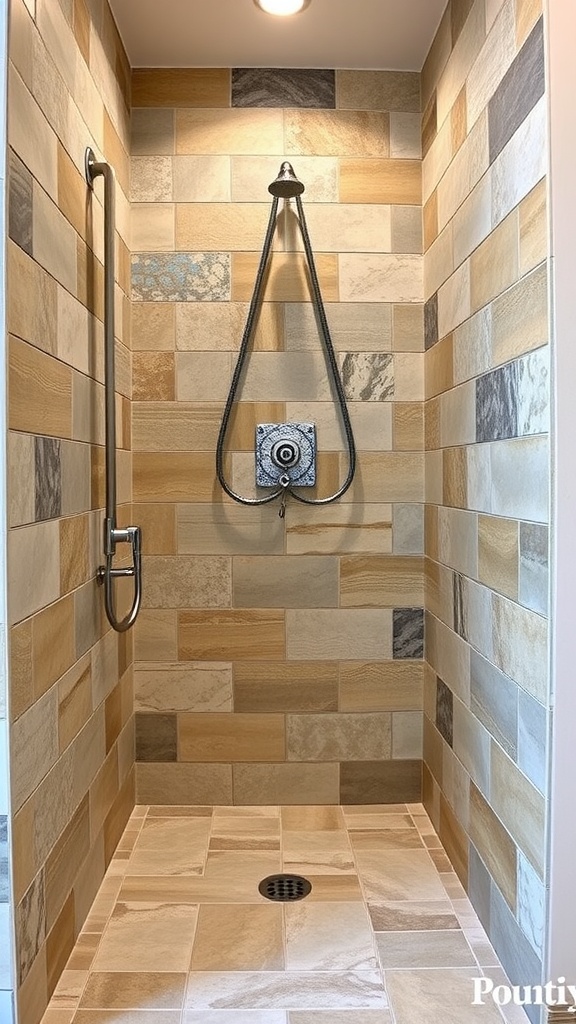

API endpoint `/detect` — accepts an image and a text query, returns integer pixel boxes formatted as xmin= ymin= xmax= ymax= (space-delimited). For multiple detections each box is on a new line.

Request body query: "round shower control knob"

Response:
xmin=271 ymin=438 xmax=301 ymax=468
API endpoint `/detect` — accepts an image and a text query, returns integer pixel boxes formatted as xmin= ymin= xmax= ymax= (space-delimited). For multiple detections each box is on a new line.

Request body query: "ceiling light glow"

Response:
xmin=254 ymin=0 xmax=311 ymax=15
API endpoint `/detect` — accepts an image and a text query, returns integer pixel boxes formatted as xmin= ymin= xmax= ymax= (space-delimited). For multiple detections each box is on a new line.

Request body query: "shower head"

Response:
xmin=268 ymin=161 xmax=305 ymax=198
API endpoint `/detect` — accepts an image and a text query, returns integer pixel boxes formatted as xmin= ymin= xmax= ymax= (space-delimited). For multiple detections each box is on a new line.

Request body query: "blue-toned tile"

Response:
xmin=341 ymin=353 xmax=394 ymax=401
xmin=232 ymin=68 xmax=336 ymax=109
xmin=8 ymin=150 xmax=33 ymax=256
xmin=424 ymin=292 xmax=438 ymax=349
xmin=132 ymin=253 xmax=231 ymax=302
xmin=476 ymin=363 xmax=518 ymax=442
xmin=517 ymin=851 xmax=545 ymax=959
xmin=393 ymin=608 xmax=424 ymax=659
xmin=519 ymin=522 xmax=548 ymax=616
xmin=489 ymin=881 xmax=542 ymax=1021
xmin=518 ymin=691 xmax=547 ymax=795
xmin=435 ymin=678 xmax=453 ymax=747
xmin=0 ymin=988 xmax=14 ymax=1021
xmin=470 ymin=650 xmax=518 ymax=759
xmin=488 ymin=17 xmax=545 ymax=164
xmin=34 ymin=436 xmax=61 ymax=522
xmin=0 ymin=816 xmax=7 ymax=904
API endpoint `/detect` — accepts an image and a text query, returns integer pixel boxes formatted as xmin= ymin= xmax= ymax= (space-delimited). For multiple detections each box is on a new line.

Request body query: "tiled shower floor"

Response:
xmin=41 ymin=804 xmax=529 ymax=1024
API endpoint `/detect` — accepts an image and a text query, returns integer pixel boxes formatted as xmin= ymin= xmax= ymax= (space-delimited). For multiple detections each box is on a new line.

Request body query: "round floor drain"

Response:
xmin=258 ymin=873 xmax=312 ymax=902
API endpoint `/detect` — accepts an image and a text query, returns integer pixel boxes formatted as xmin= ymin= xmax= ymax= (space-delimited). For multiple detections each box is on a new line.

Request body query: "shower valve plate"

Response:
xmin=256 ymin=422 xmax=316 ymax=488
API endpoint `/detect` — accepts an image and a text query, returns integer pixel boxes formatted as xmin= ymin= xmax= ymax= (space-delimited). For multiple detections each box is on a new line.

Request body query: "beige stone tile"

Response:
xmin=393 ymin=400 xmax=424 ymax=448
xmin=8 ymin=241 xmax=58 ymax=356
xmin=393 ymin=304 xmax=425 ymax=352
xmin=437 ymin=506 xmax=478 ymax=577
xmin=132 ymin=403 xmax=217 ymax=452
xmin=438 ymin=112 xmax=490 ymax=235
xmin=339 ymin=662 xmax=423 ymax=713
xmin=286 ymin=109 xmax=389 ymax=158
xmin=176 ymin=108 xmax=283 ymax=155
xmin=178 ymin=712 xmax=285 ymax=762
xmin=452 ymin=307 xmax=492 ymax=385
xmin=339 ymin=254 xmax=422 ymax=304
xmin=9 ymin=0 xmax=34 ymax=89
xmin=491 ymin=591 xmax=548 ymax=702
xmin=340 ymin=556 xmax=424 ymax=608
xmin=178 ymin=610 xmax=285 ymax=662
xmin=336 ymin=70 xmax=420 ymax=112
xmin=8 ymin=519 xmax=60 ymax=625
xmin=184 ymin=970 xmax=386 ymax=1011
xmin=491 ymin=98 xmax=547 ymax=226
xmin=452 ymin=699 xmax=491 ymax=796
xmin=286 ymin=713 xmax=391 ymax=762
xmin=58 ymin=654 xmax=92 ymax=752
xmin=451 ymin=84 xmax=467 ymax=154
xmin=491 ymin=262 xmax=548 ymax=365
xmin=176 ymin=301 xmax=283 ymax=353
xmin=232 ymin=252 xmax=339 ymax=303
xmin=490 ymin=434 xmax=549 ymax=524
xmin=368 ymin=899 xmax=458 ymax=931
xmin=437 ymin=262 xmax=471 ymax=340
xmin=8 ymin=430 xmax=35 ymax=528
xmin=136 ymin=763 xmax=233 ymax=806
xmin=9 ymin=64 xmax=58 ymax=200
xmin=176 ymin=203 xmax=272 ymax=252
xmin=133 ymin=452 xmax=221 ymax=502
xmin=173 ymin=155 xmax=231 ymax=202
xmin=491 ymin=741 xmax=545 ymax=876
xmin=133 ymin=609 xmax=178 ymax=662
xmin=135 ymin=663 xmax=232 ymax=713
xmin=470 ymin=782 xmax=517 ymax=910
xmin=386 ymin=969 xmax=504 ymax=1023
xmin=280 ymin=806 xmax=344 ymax=831
xmin=348 ymin=828 xmax=422 ymax=851
xmin=131 ymin=155 xmax=173 ymax=203
xmin=186 ymin=1015 xmax=286 ymax=1024
xmin=467 ymin=0 xmax=517 ymax=129
xmin=340 ymin=159 xmax=421 ymax=206
xmin=423 ymin=191 xmax=439 ymax=253
xmin=478 ymin=515 xmax=518 ymax=599
xmin=452 ymin=171 xmax=492 ymax=269
xmin=286 ymin=609 xmax=392 ymax=661
xmin=471 ymin=209 xmax=519 ymax=313
xmin=356 ymin=849 xmax=446 ymax=901
xmin=142 ymin=554 xmax=230 ymax=609
xmin=233 ymin=351 xmax=331 ymax=402
xmin=232 ymin=155 xmax=335 ymax=204
xmin=191 ymin=904 xmax=284 ymax=971
xmin=519 ymin=179 xmax=547 ymax=275
xmin=233 ymin=763 xmax=339 ymax=806
xmin=134 ymin=816 xmax=211 ymax=853
xmin=377 ymin=929 xmax=475 ymax=968
xmin=516 ymin=0 xmax=543 ymax=47
xmin=286 ymin=402 xmax=392 ymax=453
xmin=177 ymin=503 xmax=283 ymax=556
xmin=32 ymin=181 xmax=77 ymax=294
xmin=342 ymin=453 xmax=424 ymax=503
xmin=285 ymin=902 xmax=376 ymax=970
xmin=391 ymin=206 xmax=422 ymax=255
xmin=424 ymin=224 xmax=454 ymax=300
xmin=133 ymin=68 xmax=230 ymax=107
xmin=174 ymin=351 xmax=231 ymax=403
xmin=422 ymin=118 xmax=452 ymax=204
xmin=92 ymin=903 xmax=198 ymax=972
xmin=132 ymin=302 xmax=175 ymax=352
xmin=437 ymin=0 xmax=486 ymax=126
xmin=78 ymin=970 xmax=186 ymax=1009
xmin=392 ymin=712 xmax=423 ymax=759
xmin=285 ymin=302 xmax=393 ymax=353
xmin=131 ymin=108 xmax=175 ymax=157
xmin=11 ymin=684 xmax=59 ymax=810
xmin=390 ymin=113 xmax=422 ymax=158
xmin=426 ymin=615 xmax=470 ymax=704
xmin=439 ymin=381 xmax=476 ymax=447
xmin=232 ymin=555 xmax=338 ymax=609
xmin=286 ymin=502 xmax=393 ymax=556
xmin=131 ymin=203 xmax=175 ymax=252
xmin=286 ymin=203 xmax=392 ymax=255
xmin=32 ymin=594 xmax=75 ymax=698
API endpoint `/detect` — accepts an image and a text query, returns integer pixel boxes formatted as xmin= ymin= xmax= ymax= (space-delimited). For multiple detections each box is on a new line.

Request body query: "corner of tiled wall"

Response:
xmin=421 ymin=0 xmax=549 ymax=1005
xmin=129 ymin=65 xmax=427 ymax=808
xmin=6 ymin=0 xmax=135 ymax=1020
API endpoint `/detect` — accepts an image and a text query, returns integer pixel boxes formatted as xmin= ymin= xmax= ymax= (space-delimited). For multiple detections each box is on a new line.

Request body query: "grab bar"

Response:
xmin=85 ymin=147 xmax=142 ymax=632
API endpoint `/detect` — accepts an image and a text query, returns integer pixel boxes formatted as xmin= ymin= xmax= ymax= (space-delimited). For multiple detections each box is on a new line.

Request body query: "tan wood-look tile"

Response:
xmin=9 ymin=335 xmax=72 ymax=437
xmin=519 ymin=178 xmax=547 ymax=275
xmin=231 ymin=252 xmax=339 ymax=303
xmin=103 ymin=109 xmax=129 ymax=199
xmin=60 ymin=514 xmax=89 ymax=594
xmin=285 ymin=109 xmax=390 ymax=158
xmin=233 ymin=661 xmax=338 ymax=714
xmin=133 ymin=452 xmax=225 ymax=502
xmin=478 ymin=514 xmax=519 ymax=600
xmin=176 ymin=108 xmax=284 ymax=156
xmin=442 ymin=447 xmax=468 ymax=509
xmin=425 ymin=334 xmax=453 ymax=399
xmin=423 ymin=191 xmax=439 ymax=252
xmin=339 ymin=661 xmax=424 ymax=712
xmin=58 ymin=656 xmax=92 ymax=752
xmin=516 ymin=0 xmax=543 ymax=47
xmin=57 ymin=142 xmax=87 ymax=239
xmin=178 ymin=711 xmax=285 ymax=764
xmin=393 ymin=403 xmax=425 ymax=451
xmin=470 ymin=209 xmax=519 ymax=313
xmin=32 ymin=594 xmax=75 ymax=699
xmin=451 ymin=85 xmax=467 ymax=155
xmin=439 ymin=795 xmax=469 ymax=887
xmin=340 ymin=159 xmax=422 ymax=205
xmin=340 ymin=555 xmax=424 ymax=608
xmin=469 ymin=783 xmax=517 ymax=911
xmin=133 ymin=68 xmax=231 ymax=108
xmin=46 ymin=891 xmax=76 ymax=997
xmin=45 ymin=796 xmax=90 ymax=931
xmin=178 ymin=610 xmax=285 ymax=662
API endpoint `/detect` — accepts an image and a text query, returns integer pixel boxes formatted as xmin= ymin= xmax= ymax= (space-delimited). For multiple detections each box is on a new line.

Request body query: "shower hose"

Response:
xmin=215 ymin=192 xmax=356 ymax=513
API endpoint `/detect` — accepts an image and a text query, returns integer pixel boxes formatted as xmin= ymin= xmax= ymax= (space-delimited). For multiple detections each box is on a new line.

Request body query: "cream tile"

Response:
xmin=135 ymin=663 xmax=232 ymax=713
xmin=390 ymin=113 xmax=422 ymax=158
xmin=339 ymin=255 xmax=423 ymax=303
xmin=436 ymin=0 xmax=486 ymax=127
xmin=491 ymin=98 xmax=547 ymax=227
xmin=285 ymin=302 xmax=393 ymax=353
xmin=173 ymin=155 xmax=231 ymax=202
xmin=286 ymin=503 xmax=393 ymax=556
xmin=376 ymin=929 xmax=475 ymax=968
xmin=286 ymin=610 xmax=392 ymax=661
xmin=386 ymin=969 xmax=503 ymax=1023
xmin=437 ymin=261 xmax=471 ymax=339
xmin=8 ymin=520 xmax=60 ymax=625
xmin=92 ymin=903 xmax=198 ymax=971
xmin=176 ymin=108 xmax=284 ymax=155
xmin=191 ymin=904 xmax=284 ymax=971
xmin=285 ymin=903 xmax=377 ymax=970
xmin=355 ymin=849 xmax=447 ymax=901
xmin=9 ymin=64 xmax=58 ymax=200
xmin=131 ymin=203 xmax=175 ymax=251
xmin=288 ymin=204 xmax=392 ymax=254
xmin=184 ymin=970 xmax=387 ymax=1011
xmin=33 ymin=181 xmax=77 ymax=294
xmin=467 ymin=0 xmax=517 ymax=129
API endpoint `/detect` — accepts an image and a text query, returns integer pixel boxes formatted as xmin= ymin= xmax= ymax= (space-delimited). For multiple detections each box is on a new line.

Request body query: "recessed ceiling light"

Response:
xmin=253 ymin=0 xmax=311 ymax=15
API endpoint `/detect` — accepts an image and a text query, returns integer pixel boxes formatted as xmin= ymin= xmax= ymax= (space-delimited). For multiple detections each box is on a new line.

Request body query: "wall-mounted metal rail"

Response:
xmin=85 ymin=147 xmax=142 ymax=632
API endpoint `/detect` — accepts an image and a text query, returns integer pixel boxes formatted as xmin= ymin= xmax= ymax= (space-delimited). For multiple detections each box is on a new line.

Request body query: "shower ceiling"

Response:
xmin=108 ymin=0 xmax=448 ymax=70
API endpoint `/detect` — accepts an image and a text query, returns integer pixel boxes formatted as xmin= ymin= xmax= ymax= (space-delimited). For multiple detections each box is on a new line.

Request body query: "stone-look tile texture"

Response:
xmin=38 ymin=803 xmax=523 ymax=1021
xmin=422 ymin=3 xmax=550 ymax=1005
xmin=6 ymin=1 xmax=134 ymax=1022
xmin=130 ymin=67 xmax=425 ymax=810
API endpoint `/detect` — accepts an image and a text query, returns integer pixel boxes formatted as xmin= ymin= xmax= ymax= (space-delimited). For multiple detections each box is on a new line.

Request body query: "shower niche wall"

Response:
xmin=130 ymin=65 xmax=426 ymax=806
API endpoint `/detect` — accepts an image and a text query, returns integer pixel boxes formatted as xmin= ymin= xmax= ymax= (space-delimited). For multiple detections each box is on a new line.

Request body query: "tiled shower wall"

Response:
xmin=421 ymin=0 xmax=549 ymax=1007
xmin=130 ymin=67 xmax=426 ymax=806
xmin=6 ymin=1 xmax=134 ymax=1021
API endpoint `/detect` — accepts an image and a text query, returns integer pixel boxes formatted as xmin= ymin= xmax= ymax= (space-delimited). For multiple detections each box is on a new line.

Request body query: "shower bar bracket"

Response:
xmin=85 ymin=147 xmax=142 ymax=633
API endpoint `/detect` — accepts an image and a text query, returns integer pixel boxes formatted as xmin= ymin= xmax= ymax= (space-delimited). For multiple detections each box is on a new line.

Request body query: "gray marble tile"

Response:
xmin=476 ymin=363 xmax=517 ymax=443
xmin=16 ymin=870 xmax=45 ymax=985
xmin=184 ymin=970 xmax=387 ymax=1010
xmin=136 ymin=713 xmax=178 ymax=763
xmin=517 ymin=691 xmax=547 ymax=795
xmin=435 ymin=678 xmax=453 ymax=747
xmin=341 ymin=353 xmax=394 ymax=401
xmin=519 ymin=522 xmax=548 ymax=615
xmin=34 ymin=436 xmax=61 ymax=521
xmin=392 ymin=504 xmax=424 ymax=554
xmin=516 ymin=347 xmax=549 ymax=438
xmin=392 ymin=608 xmax=424 ymax=659
xmin=517 ymin=851 xmax=545 ymax=959
xmin=488 ymin=17 xmax=545 ymax=164
xmin=453 ymin=573 xmax=467 ymax=641
xmin=470 ymin=650 xmax=518 ymax=759
xmin=232 ymin=68 xmax=335 ymax=109
xmin=424 ymin=292 xmax=438 ymax=350
xmin=9 ymin=150 xmax=33 ymax=255
xmin=132 ymin=253 xmax=231 ymax=302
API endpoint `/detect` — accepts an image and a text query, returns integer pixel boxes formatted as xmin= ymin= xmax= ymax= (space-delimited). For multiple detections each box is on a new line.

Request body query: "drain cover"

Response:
xmin=258 ymin=873 xmax=312 ymax=902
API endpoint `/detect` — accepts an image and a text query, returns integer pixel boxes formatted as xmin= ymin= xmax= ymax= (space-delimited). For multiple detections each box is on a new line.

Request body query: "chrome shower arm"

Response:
xmin=85 ymin=147 xmax=142 ymax=633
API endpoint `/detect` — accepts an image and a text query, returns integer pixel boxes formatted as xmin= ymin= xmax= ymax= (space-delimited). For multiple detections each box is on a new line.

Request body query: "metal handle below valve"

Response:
xmin=97 ymin=524 xmax=142 ymax=633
